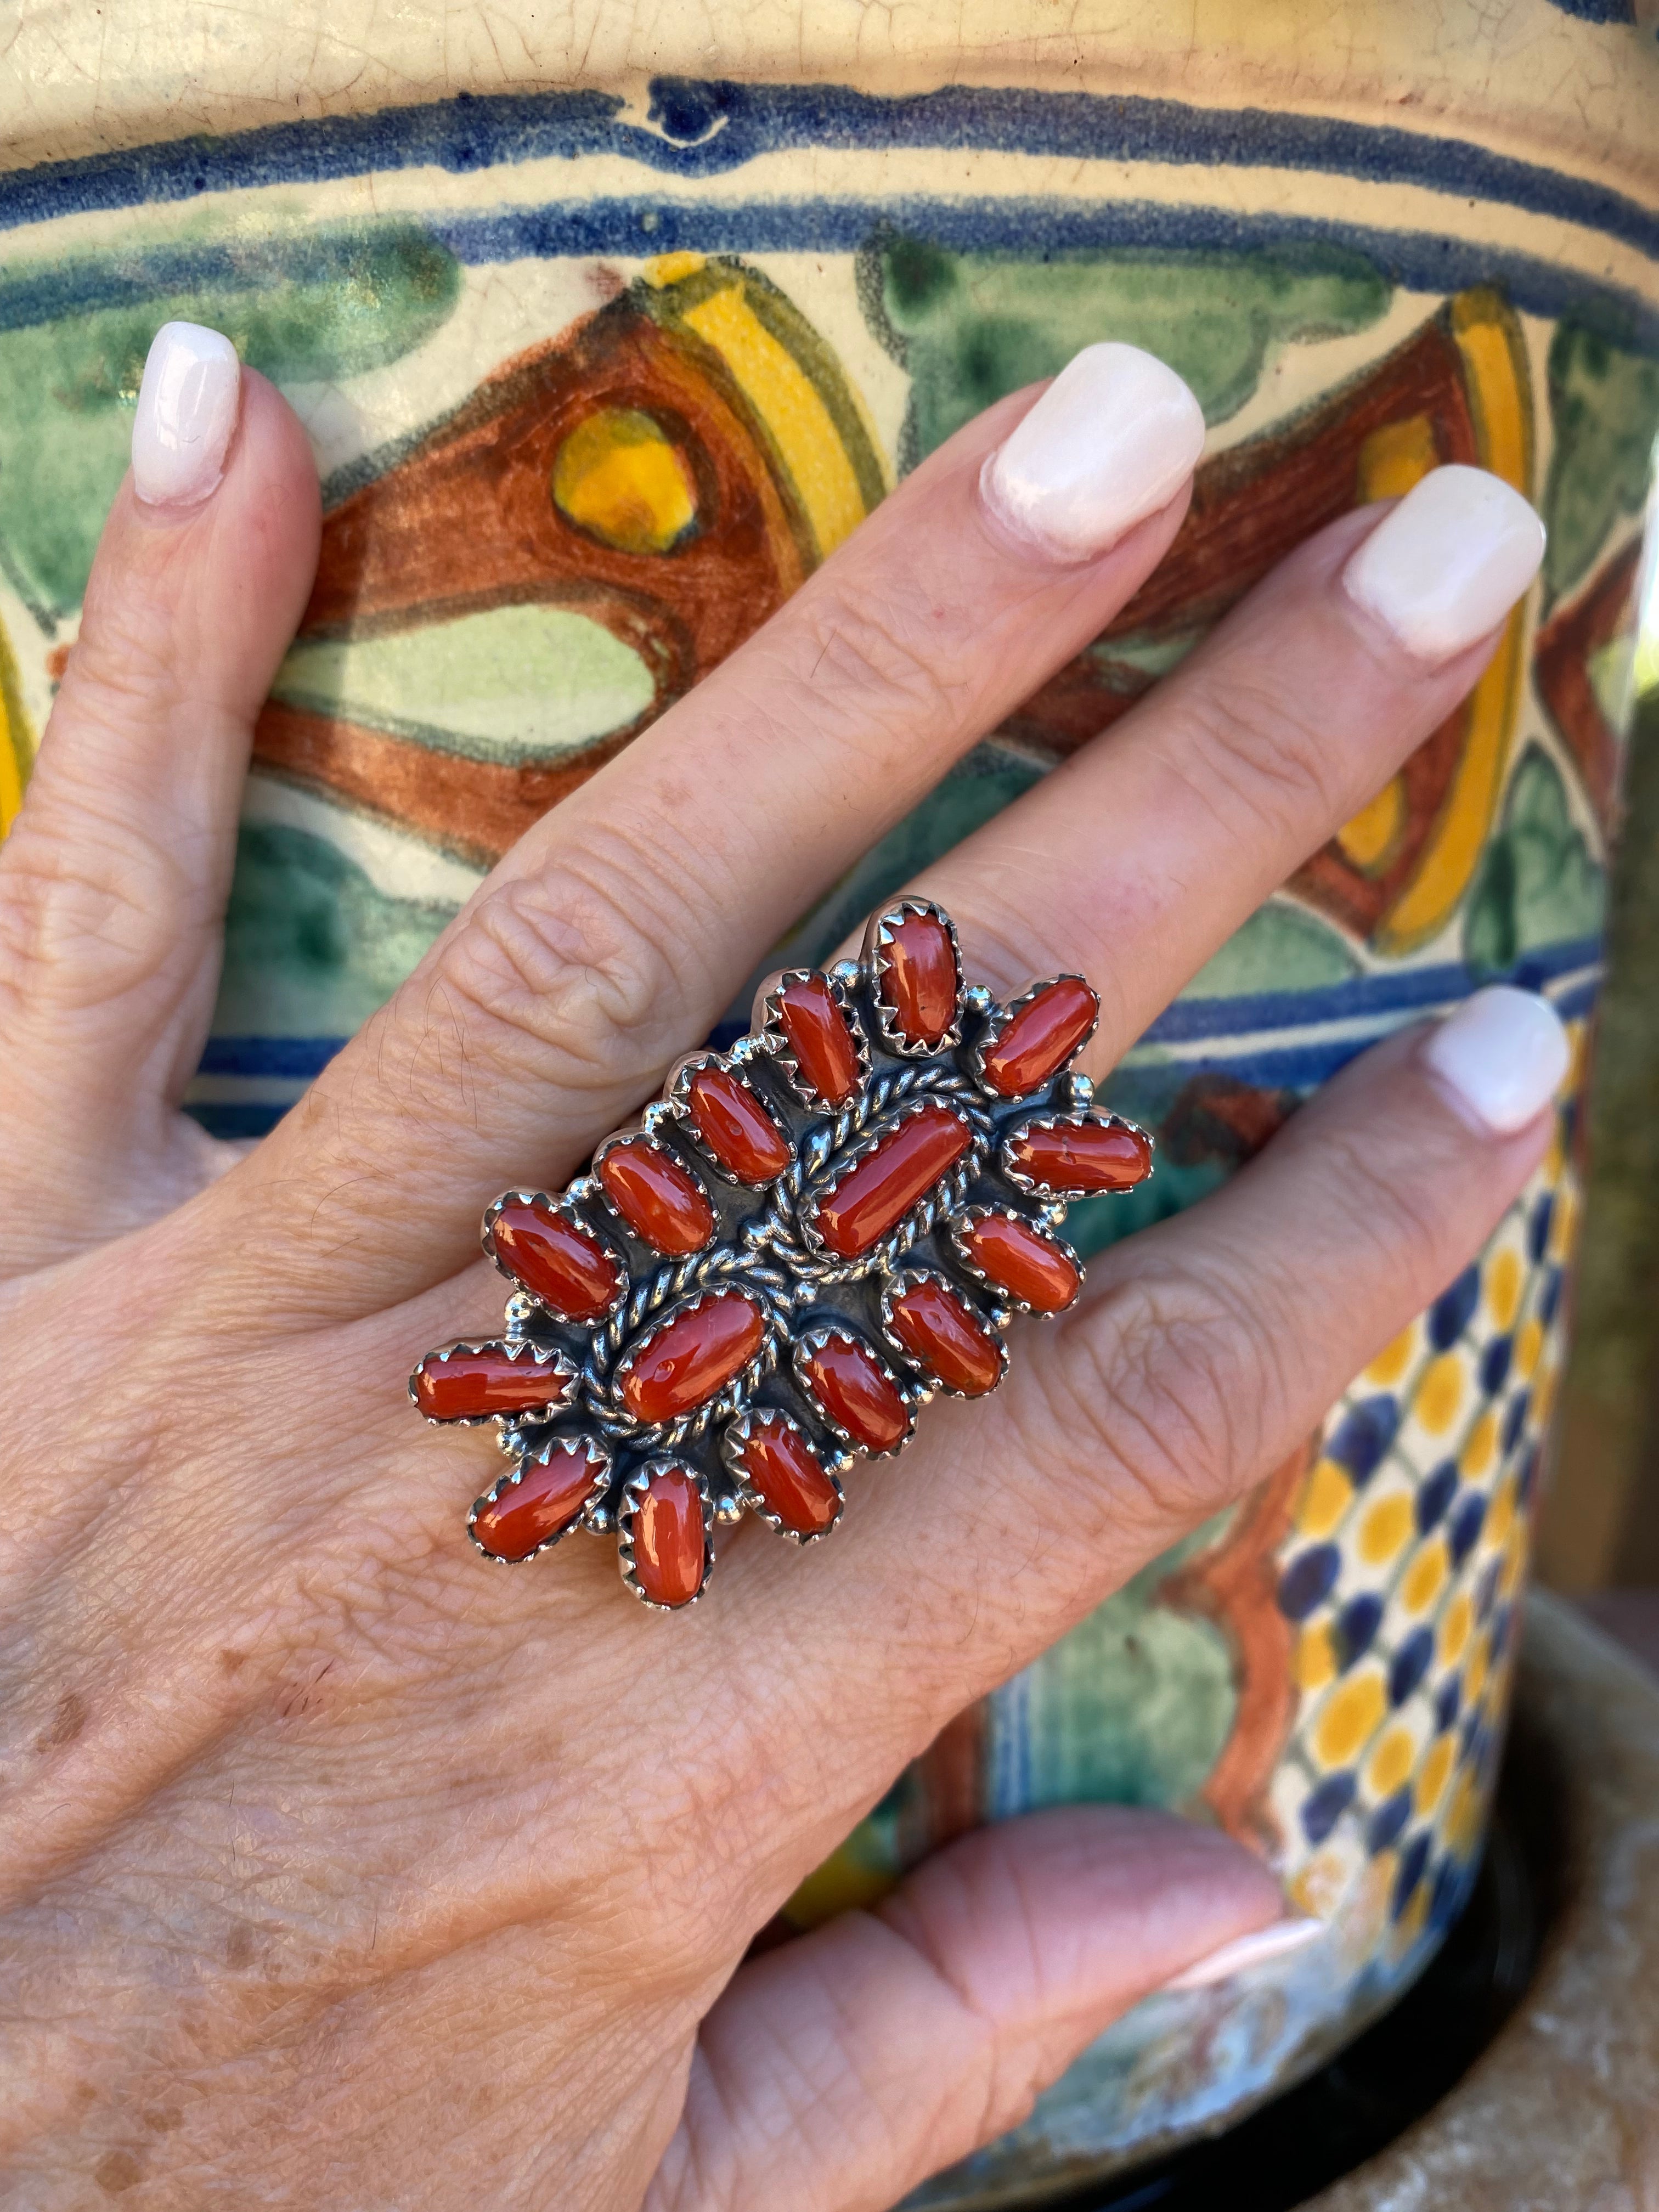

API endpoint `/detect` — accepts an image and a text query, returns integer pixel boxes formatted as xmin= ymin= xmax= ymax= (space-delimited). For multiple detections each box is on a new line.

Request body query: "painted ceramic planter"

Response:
xmin=1 ymin=4 xmax=1654 ymax=2200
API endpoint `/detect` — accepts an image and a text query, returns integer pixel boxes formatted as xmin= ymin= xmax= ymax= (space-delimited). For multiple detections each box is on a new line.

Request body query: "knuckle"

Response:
xmin=1040 ymin=1259 xmax=1300 ymax=1538
xmin=1301 ymin=1120 xmax=1448 ymax=1286
xmin=421 ymin=837 xmax=715 ymax=1107
xmin=1164 ymin=665 xmax=1348 ymax=843
xmin=791 ymin=571 xmax=964 ymax=740
xmin=59 ymin=594 xmax=182 ymax=723
xmin=0 ymin=812 xmax=188 ymax=1014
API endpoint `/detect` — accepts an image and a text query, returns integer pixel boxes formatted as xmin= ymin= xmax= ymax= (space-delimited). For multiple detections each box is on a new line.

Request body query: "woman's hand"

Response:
xmin=0 ymin=324 xmax=1558 ymax=2210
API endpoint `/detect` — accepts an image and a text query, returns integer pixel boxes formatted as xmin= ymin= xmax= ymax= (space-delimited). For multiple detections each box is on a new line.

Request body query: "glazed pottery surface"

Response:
xmin=1 ymin=5 xmax=1655 ymax=2199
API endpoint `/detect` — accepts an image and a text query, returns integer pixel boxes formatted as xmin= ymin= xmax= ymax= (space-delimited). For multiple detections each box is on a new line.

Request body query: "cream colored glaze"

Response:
xmin=0 ymin=1 xmax=1655 ymax=199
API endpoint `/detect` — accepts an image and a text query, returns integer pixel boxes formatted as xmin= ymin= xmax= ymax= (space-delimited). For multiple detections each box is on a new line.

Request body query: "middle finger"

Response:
xmin=242 ymin=346 xmax=1205 ymax=1314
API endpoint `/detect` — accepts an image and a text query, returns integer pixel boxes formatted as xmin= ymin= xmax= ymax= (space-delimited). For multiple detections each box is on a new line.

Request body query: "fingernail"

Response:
xmin=131 ymin=321 xmax=241 ymax=507
xmin=1160 ymin=1916 xmax=1325 ymax=1992
xmin=1422 ymin=984 xmax=1571 ymax=1136
xmin=980 ymin=342 xmax=1206 ymax=563
xmin=1342 ymin=465 xmax=1545 ymax=664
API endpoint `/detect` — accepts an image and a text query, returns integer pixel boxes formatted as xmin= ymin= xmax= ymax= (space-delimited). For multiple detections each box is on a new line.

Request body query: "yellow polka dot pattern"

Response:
xmin=1270 ymin=1119 xmax=1577 ymax=1959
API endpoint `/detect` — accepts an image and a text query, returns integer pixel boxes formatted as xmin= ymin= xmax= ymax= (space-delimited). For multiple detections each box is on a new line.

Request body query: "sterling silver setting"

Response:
xmin=410 ymin=900 xmax=1151 ymax=1609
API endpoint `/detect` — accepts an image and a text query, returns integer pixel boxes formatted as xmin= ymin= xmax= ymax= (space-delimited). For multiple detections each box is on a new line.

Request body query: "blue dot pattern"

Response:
xmin=1264 ymin=1139 xmax=1573 ymax=1955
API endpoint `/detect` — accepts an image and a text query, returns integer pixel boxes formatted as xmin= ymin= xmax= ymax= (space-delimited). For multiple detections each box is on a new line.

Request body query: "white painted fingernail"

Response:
xmin=980 ymin=343 xmax=1206 ymax=563
xmin=1423 ymin=984 xmax=1571 ymax=1136
xmin=1343 ymin=465 xmax=1545 ymax=664
xmin=1160 ymin=1916 xmax=1325 ymax=1992
xmin=132 ymin=321 xmax=241 ymax=507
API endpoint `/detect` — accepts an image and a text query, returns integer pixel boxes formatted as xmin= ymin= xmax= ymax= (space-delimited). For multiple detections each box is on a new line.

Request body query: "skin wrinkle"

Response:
xmin=882 ymin=1869 xmax=1057 ymax=2149
xmin=0 ymin=358 xmax=1555 ymax=2207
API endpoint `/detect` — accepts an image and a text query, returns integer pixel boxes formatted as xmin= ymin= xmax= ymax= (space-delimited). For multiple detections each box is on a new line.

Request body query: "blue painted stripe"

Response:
xmin=414 ymin=197 xmax=1658 ymax=349
xmin=1164 ymin=978 xmax=1600 ymax=1091
xmin=196 ymin=953 xmax=1602 ymax=1088
xmin=1141 ymin=937 xmax=1602 ymax=1045
xmin=10 ymin=193 xmax=1655 ymax=349
xmin=185 ymin=1101 xmax=292 ymax=1139
xmin=1159 ymin=975 xmax=1601 ymax=1089
xmin=196 ymin=1035 xmax=347 ymax=1078
xmin=1 ymin=80 xmax=1654 ymax=263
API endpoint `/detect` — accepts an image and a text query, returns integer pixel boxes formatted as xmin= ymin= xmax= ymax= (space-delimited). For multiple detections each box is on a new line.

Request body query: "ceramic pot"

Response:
xmin=1 ymin=4 xmax=1654 ymax=2199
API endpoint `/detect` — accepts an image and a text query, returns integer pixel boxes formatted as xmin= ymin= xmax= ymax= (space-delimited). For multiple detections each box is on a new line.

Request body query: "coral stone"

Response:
xmin=599 ymin=1139 xmax=714 ymax=1254
xmin=620 ymin=1294 xmax=766 ymax=1423
xmin=981 ymin=978 xmax=1100 ymax=1097
xmin=776 ymin=975 xmax=861 ymax=1104
xmin=631 ymin=1466 xmax=707 ymax=1607
xmin=889 ymin=1278 xmax=1002 ymax=1396
xmin=737 ymin=1417 xmax=840 ymax=1536
xmin=803 ymin=1332 xmax=911 ymax=1453
xmin=490 ymin=1199 xmax=621 ymax=1320
xmin=881 ymin=910 xmax=960 ymax=1047
xmin=413 ymin=1343 xmax=570 ymax=1421
xmin=1007 ymin=1116 xmax=1153 ymax=1195
xmin=472 ymin=1444 xmax=600 ymax=1561
xmin=962 ymin=1215 xmax=1081 ymax=1312
xmin=687 ymin=1066 xmax=791 ymax=1182
xmin=812 ymin=1105 xmax=970 ymax=1259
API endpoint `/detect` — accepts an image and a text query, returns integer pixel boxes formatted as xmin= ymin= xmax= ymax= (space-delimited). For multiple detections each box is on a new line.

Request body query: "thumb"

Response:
xmin=647 ymin=1807 xmax=1304 ymax=2212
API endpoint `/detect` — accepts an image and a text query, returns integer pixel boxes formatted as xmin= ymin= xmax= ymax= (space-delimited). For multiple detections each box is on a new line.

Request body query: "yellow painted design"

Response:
xmin=1356 ymin=411 xmax=1438 ymax=503
xmin=1277 ymin=1180 xmax=1558 ymax=1909
xmin=1543 ymin=1122 xmax=1567 ymax=1183
xmin=1337 ymin=777 xmax=1407 ymax=874
xmin=1485 ymin=1248 xmax=1522 ymax=1332
xmin=1454 ymin=290 xmax=1533 ymax=492
xmin=1297 ymin=1457 xmax=1355 ymax=1540
xmin=1358 ymin=1492 xmax=1414 ymax=1566
xmin=783 ymin=1841 xmax=899 ymax=1929
xmin=0 ymin=610 xmax=36 ymax=840
xmin=1367 ymin=1844 xmax=1399 ymax=1921
xmin=681 ymin=285 xmax=869 ymax=556
xmin=1393 ymin=1880 xmax=1431 ymax=1952
xmin=1440 ymin=1591 xmax=1473 ymax=1668
xmin=0 ymin=694 xmax=24 ymax=839
xmin=1464 ymin=1633 xmax=1490 ymax=1709
xmin=1374 ymin=292 xmax=1532 ymax=957
xmin=1401 ymin=1538 xmax=1448 ymax=1615
xmin=1416 ymin=1734 xmax=1455 ymax=1813
xmin=1377 ymin=606 xmax=1524 ymax=954
xmin=1364 ymin=1325 xmax=1417 ymax=1389
xmin=1533 ymin=1362 xmax=1560 ymax=1432
xmin=1416 ymin=1353 xmax=1465 ymax=1435
xmin=1447 ymin=1767 xmax=1483 ymax=1855
xmin=1338 ymin=412 xmax=1431 ymax=873
xmin=1367 ymin=1725 xmax=1416 ymax=1798
xmin=1549 ymin=1185 xmax=1577 ymax=1261
xmin=1289 ymin=1849 xmax=1355 ymax=1922
xmin=1315 ymin=1670 xmax=1387 ymax=1767
xmin=1460 ymin=1410 xmax=1497 ymax=1480
xmin=551 ymin=408 xmax=698 ymax=555
xmin=642 ymin=251 xmax=707 ymax=289
xmin=1516 ymin=1317 xmax=1543 ymax=1380
xmin=1296 ymin=1620 xmax=1338 ymax=1692
xmin=1487 ymin=1476 xmax=1516 ymax=1552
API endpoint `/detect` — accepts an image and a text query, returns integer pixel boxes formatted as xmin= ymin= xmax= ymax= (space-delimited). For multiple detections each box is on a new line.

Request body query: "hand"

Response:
xmin=0 ymin=325 xmax=1559 ymax=2209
